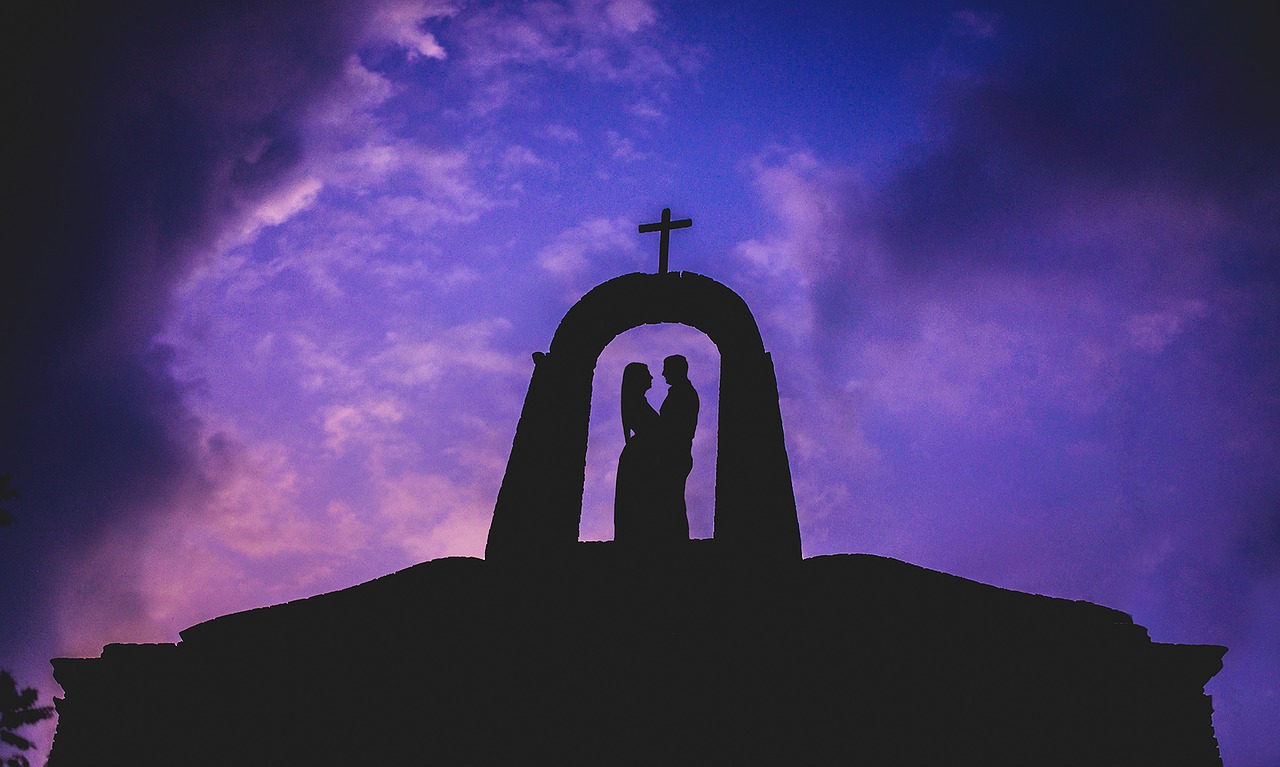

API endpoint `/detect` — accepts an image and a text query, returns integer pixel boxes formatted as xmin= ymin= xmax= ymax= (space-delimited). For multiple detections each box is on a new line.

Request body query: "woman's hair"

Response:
xmin=622 ymin=362 xmax=650 ymax=397
xmin=621 ymin=362 xmax=651 ymax=439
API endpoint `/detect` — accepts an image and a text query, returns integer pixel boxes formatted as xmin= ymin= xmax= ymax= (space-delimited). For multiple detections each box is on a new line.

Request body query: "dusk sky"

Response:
xmin=2 ymin=1 xmax=1276 ymax=763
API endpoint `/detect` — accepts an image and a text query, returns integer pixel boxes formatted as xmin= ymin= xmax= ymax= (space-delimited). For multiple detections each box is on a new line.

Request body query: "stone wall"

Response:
xmin=50 ymin=547 xmax=1224 ymax=766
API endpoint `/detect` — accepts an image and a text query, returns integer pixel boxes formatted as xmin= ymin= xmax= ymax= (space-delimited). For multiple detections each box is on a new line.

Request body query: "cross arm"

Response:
xmin=638 ymin=218 xmax=692 ymax=233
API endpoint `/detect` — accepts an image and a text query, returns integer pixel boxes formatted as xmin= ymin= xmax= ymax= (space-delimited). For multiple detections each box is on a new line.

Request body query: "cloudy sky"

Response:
xmin=2 ymin=1 xmax=1276 ymax=762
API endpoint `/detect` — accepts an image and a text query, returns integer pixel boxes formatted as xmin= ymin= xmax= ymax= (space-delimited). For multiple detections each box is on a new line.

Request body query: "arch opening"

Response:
xmin=580 ymin=324 xmax=720 ymax=543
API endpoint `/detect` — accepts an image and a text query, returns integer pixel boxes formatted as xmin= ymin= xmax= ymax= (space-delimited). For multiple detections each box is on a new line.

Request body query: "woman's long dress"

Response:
xmin=614 ymin=401 xmax=663 ymax=545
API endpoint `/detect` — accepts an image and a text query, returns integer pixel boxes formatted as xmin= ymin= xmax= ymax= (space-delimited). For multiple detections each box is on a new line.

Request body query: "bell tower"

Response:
xmin=485 ymin=270 xmax=800 ymax=563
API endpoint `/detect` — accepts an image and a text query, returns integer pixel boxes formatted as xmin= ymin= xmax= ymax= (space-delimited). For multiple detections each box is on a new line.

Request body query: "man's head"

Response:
xmin=662 ymin=354 xmax=688 ymax=384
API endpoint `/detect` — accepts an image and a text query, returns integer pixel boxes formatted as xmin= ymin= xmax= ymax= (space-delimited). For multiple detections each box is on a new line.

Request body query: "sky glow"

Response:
xmin=2 ymin=1 xmax=1277 ymax=763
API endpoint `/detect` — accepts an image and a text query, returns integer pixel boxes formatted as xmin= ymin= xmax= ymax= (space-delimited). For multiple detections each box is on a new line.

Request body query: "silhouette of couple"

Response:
xmin=615 ymin=354 xmax=699 ymax=546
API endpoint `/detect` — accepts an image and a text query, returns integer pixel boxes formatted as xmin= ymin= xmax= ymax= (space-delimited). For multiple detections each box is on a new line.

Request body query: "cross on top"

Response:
xmin=639 ymin=207 xmax=692 ymax=274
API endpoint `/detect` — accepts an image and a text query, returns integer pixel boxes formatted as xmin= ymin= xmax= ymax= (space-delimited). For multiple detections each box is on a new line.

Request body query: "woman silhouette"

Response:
xmin=614 ymin=362 xmax=662 ymax=545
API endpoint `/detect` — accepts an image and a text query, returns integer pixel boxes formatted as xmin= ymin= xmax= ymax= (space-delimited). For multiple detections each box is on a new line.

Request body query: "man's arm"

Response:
xmin=662 ymin=384 xmax=699 ymax=444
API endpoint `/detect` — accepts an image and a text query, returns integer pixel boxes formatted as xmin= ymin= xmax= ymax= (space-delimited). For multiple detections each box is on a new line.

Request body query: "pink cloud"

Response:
xmin=365 ymin=0 xmax=457 ymax=59
xmin=377 ymin=472 xmax=493 ymax=561
xmin=537 ymin=216 xmax=645 ymax=287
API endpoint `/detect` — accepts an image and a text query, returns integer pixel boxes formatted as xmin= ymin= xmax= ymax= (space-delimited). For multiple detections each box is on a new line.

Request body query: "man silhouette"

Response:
xmin=658 ymin=354 xmax=698 ymax=540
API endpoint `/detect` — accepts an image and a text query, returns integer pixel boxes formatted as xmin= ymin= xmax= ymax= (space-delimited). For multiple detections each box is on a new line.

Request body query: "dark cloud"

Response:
xmin=872 ymin=1 xmax=1280 ymax=277
xmin=0 ymin=0 xmax=377 ymax=677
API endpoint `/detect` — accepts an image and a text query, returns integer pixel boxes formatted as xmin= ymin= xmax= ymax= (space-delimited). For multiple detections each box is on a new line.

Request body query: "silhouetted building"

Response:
xmin=50 ymin=271 xmax=1225 ymax=766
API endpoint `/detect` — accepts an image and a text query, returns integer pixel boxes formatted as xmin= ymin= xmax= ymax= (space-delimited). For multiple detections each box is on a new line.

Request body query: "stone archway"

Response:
xmin=485 ymin=271 xmax=799 ymax=562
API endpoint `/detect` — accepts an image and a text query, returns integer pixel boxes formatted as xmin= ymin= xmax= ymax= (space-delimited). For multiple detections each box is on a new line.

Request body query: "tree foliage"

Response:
xmin=0 ymin=670 xmax=53 ymax=767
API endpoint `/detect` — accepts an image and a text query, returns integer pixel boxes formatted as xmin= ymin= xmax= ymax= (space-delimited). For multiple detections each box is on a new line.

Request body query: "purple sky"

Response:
xmin=2 ymin=1 xmax=1276 ymax=763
